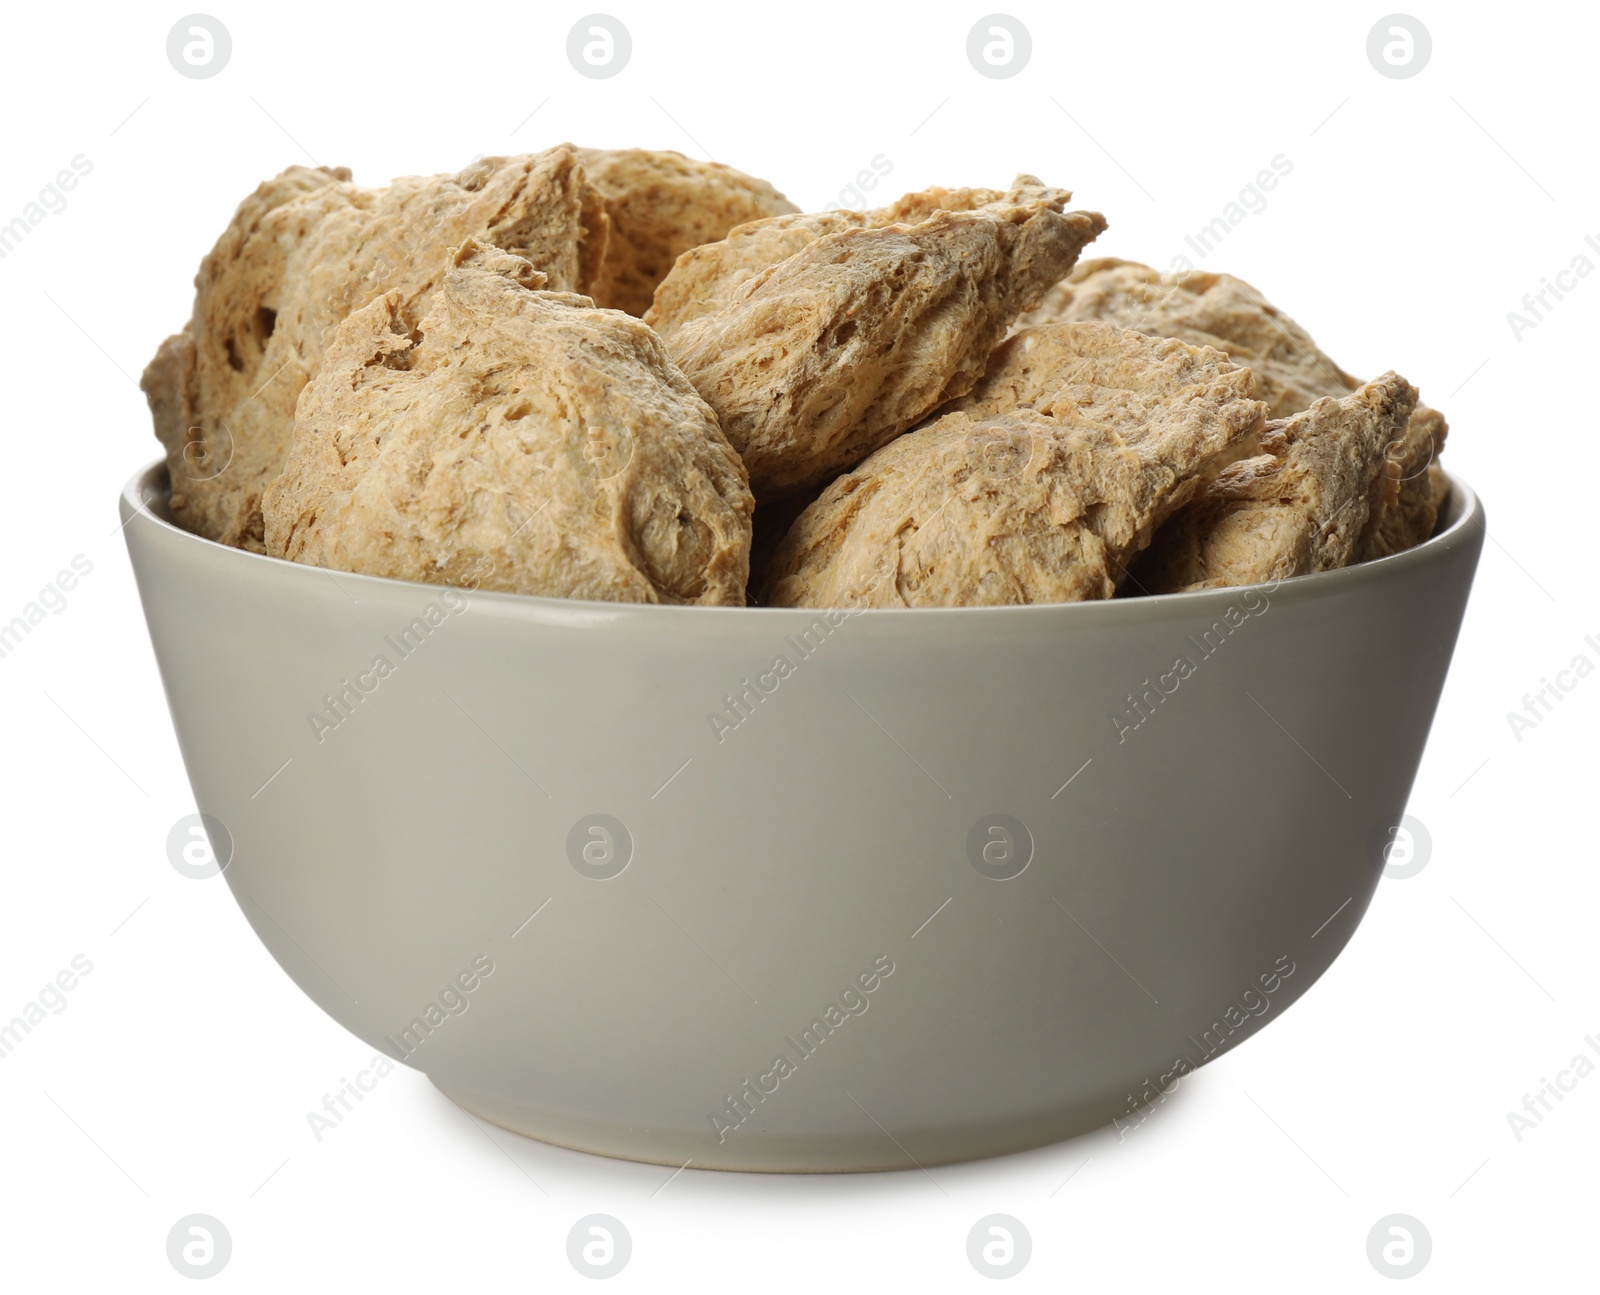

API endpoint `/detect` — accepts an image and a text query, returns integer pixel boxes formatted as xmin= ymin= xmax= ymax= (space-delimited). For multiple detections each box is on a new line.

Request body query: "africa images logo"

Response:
xmin=709 ymin=955 xmax=895 ymax=1141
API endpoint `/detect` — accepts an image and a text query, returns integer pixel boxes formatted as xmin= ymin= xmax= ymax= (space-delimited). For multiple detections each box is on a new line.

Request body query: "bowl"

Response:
xmin=122 ymin=460 xmax=1483 ymax=1171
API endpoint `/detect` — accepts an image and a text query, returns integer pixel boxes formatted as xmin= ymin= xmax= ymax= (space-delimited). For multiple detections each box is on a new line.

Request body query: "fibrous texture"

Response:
xmin=142 ymin=148 xmax=606 ymax=550
xmin=645 ymin=183 xmax=1015 ymax=339
xmin=142 ymin=151 xmax=1453 ymax=608
xmin=1019 ymin=258 xmax=1357 ymax=418
xmin=1133 ymin=371 xmax=1419 ymax=593
xmin=1026 ymin=258 xmax=1449 ymax=554
xmin=141 ymin=164 xmax=359 ymax=551
xmin=576 ymin=147 xmax=797 ymax=316
xmin=652 ymin=178 xmax=1107 ymax=500
xmin=263 ymin=242 xmax=752 ymax=605
xmin=764 ymin=322 xmax=1264 ymax=607
xmin=1358 ymin=405 xmax=1449 ymax=559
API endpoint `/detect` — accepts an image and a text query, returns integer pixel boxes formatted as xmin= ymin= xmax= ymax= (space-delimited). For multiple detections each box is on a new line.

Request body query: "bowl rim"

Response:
xmin=120 ymin=458 xmax=1484 ymax=621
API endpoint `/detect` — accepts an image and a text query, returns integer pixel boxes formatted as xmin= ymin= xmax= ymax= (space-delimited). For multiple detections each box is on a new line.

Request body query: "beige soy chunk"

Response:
xmin=576 ymin=148 xmax=798 ymax=316
xmin=645 ymin=182 xmax=1016 ymax=340
xmin=1026 ymin=258 xmax=1451 ymax=553
xmin=263 ymin=243 xmax=753 ymax=606
xmin=1019 ymin=258 xmax=1359 ymax=419
xmin=764 ymin=324 xmax=1264 ymax=608
xmin=1359 ymin=405 xmax=1450 ymax=559
xmin=141 ymin=165 xmax=359 ymax=550
xmin=141 ymin=148 xmax=604 ymax=551
xmin=1134 ymin=371 xmax=1420 ymax=593
xmin=658 ymin=185 xmax=1107 ymax=501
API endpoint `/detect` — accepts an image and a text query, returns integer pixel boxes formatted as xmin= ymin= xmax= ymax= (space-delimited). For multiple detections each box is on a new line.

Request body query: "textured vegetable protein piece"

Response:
xmin=657 ymin=180 xmax=1107 ymax=501
xmin=576 ymin=148 xmax=798 ymax=317
xmin=1359 ymin=405 xmax=1450 ymax=559
xmin=140 ymin=164 xmax=359 ymax=551
xmin=1026 ymin=257 xmax=1449 ymax=556
xmin=1019 ymin=258 xmax=1359 ymax=419
xmin=1133 ymin=371 xmax=1419 ymax=593
xmin=262 ymin=241 xmax=753 ymax=605
xmin=764 ymin=323 xmax=1264 ymax=608
xmin=141 ymin=148 xmax=605 ymax=552
xmin=644 ymin=182 xmax=1017 ymax=340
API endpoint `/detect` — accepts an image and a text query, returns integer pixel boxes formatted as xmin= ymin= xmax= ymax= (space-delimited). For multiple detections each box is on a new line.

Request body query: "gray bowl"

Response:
xmin=122 ymin=461 xmax=1483 ymax=1171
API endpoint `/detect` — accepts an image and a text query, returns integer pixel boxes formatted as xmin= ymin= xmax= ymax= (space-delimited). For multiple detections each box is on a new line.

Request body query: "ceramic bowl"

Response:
xmin=122 ymin=461 xmax=1483 ymax=1170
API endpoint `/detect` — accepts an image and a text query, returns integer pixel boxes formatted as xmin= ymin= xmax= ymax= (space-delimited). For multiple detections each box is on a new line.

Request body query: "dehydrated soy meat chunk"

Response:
xmin=1026 ymin=258 xmax=1449 ymax=554
xmin=142 ymin=149 xmax=604 ymax=550
xmin=659 ymin=184 xmax=1106 ymax=500
xmin=576 ymin=147 xmax=797 ymax=316
xmin=1134 ymin=372 xmax=1419 ymax=592
xmin=644 ymin=181 xmax=1021 ymax=340
xmin=264 ymin=242 xmax=752 ymax=605
xmin=765 ymin=323 xmax=1262 ymax=607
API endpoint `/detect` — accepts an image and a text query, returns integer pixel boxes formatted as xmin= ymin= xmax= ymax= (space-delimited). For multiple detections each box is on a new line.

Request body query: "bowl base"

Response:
xmin=431 ymin=1077 xmax=1126 ymax=1174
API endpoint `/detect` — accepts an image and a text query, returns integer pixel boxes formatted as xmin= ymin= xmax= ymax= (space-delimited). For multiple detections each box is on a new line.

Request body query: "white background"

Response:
xmin=1 ymin=1 xmax=1595 ymax=1289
